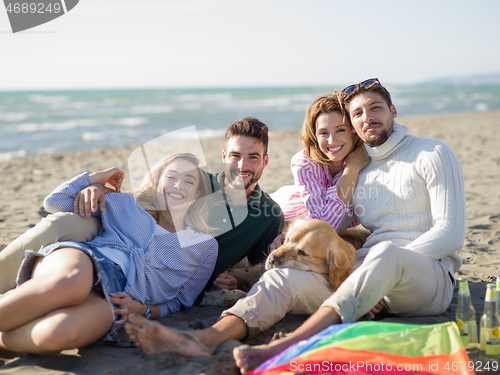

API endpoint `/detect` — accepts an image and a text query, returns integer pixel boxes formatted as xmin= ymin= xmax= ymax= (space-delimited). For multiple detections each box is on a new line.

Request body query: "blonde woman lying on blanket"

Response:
xmin=0 ymin=153 xmax=217 ymax=355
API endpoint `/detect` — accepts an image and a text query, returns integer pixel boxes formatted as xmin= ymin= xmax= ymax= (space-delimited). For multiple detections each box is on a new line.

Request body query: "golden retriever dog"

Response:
xmin=265 ymin=219 xmax=358 ymax=291
xmin=200 ymin=219 xmax=369 ymax=307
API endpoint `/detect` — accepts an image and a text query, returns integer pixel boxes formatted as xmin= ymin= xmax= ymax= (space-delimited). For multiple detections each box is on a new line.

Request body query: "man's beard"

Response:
xmin=227 ymin=167 xmax=262 ymax=190
xmin=364 ymin=119 xmax=393 ymax=147
xmin=365 ymin=129 xmax=390 ymax=147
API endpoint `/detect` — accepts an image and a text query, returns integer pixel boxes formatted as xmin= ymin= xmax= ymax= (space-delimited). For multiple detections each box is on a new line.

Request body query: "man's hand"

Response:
xmin=74 ymin=184 xmax=108 ymax=217
xmin=368 ymin=299 xmax=388 ymax=319
xmin=213 ymin=272 xmax=244 ymax=291
xmin=89 ymin=167 xmax=125 ymax=192
xmin=110 ymin=292 xmax=146 ymax=329
xmin=269 ymin=232 xmax=285 ymax=252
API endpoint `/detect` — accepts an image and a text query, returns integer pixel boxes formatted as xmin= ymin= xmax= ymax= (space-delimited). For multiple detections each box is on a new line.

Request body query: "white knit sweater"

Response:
xmin=353 ymin=122 xmax=465 ymax=272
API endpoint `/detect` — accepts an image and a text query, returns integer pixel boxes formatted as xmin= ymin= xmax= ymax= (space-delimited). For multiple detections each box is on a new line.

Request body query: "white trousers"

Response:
xmin=223 ymin=241 xmax=455 ymax=338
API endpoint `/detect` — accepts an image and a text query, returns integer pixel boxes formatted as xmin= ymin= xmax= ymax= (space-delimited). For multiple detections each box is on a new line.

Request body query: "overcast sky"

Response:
xmin=1 ymin=0 xmax=499 ymax=90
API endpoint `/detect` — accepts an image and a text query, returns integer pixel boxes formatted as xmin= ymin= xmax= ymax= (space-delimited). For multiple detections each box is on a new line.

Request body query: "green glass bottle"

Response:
xmin=496 ymin=276 xmax=500 ymax=310
xmin=480 ymin=283 xmax=500 ymax=358
xmin=456 ymin=278 xmax=478 ymax=351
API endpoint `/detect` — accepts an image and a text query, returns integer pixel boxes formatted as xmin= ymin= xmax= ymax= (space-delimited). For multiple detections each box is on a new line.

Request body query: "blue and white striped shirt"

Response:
xmin=43 ymin=173 xmax=218 ymax=318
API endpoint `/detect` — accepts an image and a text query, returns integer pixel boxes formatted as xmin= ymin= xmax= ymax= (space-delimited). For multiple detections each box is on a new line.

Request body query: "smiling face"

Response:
xmin=159 ymin=158 xmax=200 ymax=210
xmin=222 ymin=135 xmax=269 ymax=194
xmin=315 ymin=112 xmax=356 ymax=164
xmin=347 ymin=91 xmax=398 ymax=147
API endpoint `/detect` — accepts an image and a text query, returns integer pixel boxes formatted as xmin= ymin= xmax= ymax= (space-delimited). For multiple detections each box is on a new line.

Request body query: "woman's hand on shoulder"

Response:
xmin=345 ymin=146 xmax=371 ymax=172
xmin=110 ymin=292 xmax=147 ymax=329
xmin=89 ymin=167 xmax=125 ymax=192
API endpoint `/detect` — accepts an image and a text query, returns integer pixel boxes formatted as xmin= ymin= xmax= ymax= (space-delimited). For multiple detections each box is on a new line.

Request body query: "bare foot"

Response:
xmin=233 ymin=344 xmax=282 ymax=374
xmin=125 ymin=314 xmax=213 ymax=357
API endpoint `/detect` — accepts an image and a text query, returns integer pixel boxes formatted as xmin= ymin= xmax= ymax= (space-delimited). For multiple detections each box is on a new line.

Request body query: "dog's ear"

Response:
xmin=327 ymin=237 xmax=356 ymax=291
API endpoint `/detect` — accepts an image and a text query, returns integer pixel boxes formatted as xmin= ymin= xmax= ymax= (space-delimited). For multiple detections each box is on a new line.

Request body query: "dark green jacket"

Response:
xmin=204 ymin=171 xmax=285 ymax=284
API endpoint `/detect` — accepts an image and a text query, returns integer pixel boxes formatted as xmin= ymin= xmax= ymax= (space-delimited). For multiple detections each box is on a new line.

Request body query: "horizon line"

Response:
xmin=2 ymin=79 xmax=500 ymax=93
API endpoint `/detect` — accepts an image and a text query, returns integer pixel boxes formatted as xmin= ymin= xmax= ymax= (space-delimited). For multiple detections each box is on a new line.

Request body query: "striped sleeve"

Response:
xmin=43 ymin=172 xmax=95 ymax=214
xmin=291 ymin=152 xmax=356 ymax=231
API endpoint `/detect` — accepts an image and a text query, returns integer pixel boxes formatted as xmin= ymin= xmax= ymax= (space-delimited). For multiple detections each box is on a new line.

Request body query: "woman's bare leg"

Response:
xmin=0 ymin=290 xmax=113 ymax=353
xmin=233 ymin=306 xmax=340 ymax=374
xmin=0 ymin=248 xmax=94 ymax=332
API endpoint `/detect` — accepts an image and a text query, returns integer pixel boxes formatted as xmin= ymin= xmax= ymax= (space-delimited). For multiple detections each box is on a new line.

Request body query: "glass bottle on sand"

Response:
xmin=456 ymin=278 xmax=478 ymax=352
xmin=480 ymin=283 xmax=500 ymax=359
xmin=496 ymin=276 xmax=500 ymax=310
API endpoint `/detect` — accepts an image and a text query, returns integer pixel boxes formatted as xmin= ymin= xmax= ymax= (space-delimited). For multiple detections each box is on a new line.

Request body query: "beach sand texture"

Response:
xmin=0 ymin=111 xmax=499 ymax=374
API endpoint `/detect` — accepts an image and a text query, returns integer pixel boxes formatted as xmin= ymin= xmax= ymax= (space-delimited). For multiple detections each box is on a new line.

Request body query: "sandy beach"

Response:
xmin=1 ymin=110 xmax=500 ymax=374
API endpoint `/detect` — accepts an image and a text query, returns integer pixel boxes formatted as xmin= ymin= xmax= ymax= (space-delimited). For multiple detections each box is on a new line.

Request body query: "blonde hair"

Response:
xmin=299 ymin=91 xmax=363 ymax=167
xmin=135 ymin=153 xmax=212 ymax=234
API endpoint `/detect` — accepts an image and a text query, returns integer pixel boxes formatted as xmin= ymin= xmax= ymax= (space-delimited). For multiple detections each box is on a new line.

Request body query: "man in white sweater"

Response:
xmin=125 ymin=79 xmax=465 ymax=372
xmin=231 ymin=78 xmax=466 ymax=373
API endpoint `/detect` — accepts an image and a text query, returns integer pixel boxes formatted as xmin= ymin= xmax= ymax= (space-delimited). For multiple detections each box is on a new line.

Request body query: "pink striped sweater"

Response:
xmin=271 ymin=149 xmax=358 ymax=231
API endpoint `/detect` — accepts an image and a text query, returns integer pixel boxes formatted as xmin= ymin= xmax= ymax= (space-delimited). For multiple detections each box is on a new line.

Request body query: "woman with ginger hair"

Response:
xmin=272 ymin=91 xmax=370 ymax=232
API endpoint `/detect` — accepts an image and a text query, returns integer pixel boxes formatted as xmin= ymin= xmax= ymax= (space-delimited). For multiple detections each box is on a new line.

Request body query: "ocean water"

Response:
xmin=1 ymin=84 xmax=500 ymax=161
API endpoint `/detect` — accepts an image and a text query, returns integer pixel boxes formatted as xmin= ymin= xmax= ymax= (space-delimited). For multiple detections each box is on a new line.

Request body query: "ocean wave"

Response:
xmin=49 ymin=101 xmax=97 ymax=110
xmin=29 ymin=94 xmax=70 ymax=104
xmin=0 ymin=112 xmax=30 ymax=122
xmin=179 ymin=103 xmax=202 ymax=111
xmin=475 ymin=103 xmax=489 ymax=111
xmin=130 ymin=105 xmax=175 ymax=114
xmin=220 ymin=97 xmax=292 ymax=108
xmin=110 ymin=117 xmax=149 ymax=127
xmin=16 ymin=119 xmax=100 ymax=132
xmin=290 ymin=94 xmax=319 ymax=101
xmin=81 ymin=132 xmax=107 ymax=142
xmin=0 ymin=149 xmax=26 ymax=162
xmin=176 ymin=93 xmax=233 ymax=102
xmin=470 ymin=93 xmax=494 ymax=100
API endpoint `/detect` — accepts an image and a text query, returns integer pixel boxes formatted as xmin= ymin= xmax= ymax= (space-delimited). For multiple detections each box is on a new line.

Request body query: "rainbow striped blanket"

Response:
xmin=250 ymin=321 xmax=474 ymax=375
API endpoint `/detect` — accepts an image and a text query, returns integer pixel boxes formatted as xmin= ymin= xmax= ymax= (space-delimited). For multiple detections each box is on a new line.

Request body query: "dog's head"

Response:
xmin=265 ymin=219 xmax=357 ymax=291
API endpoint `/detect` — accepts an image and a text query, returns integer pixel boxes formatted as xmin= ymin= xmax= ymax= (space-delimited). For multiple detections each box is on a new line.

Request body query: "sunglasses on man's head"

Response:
xmin=342 ymin=78 xmax=381 ymax=95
